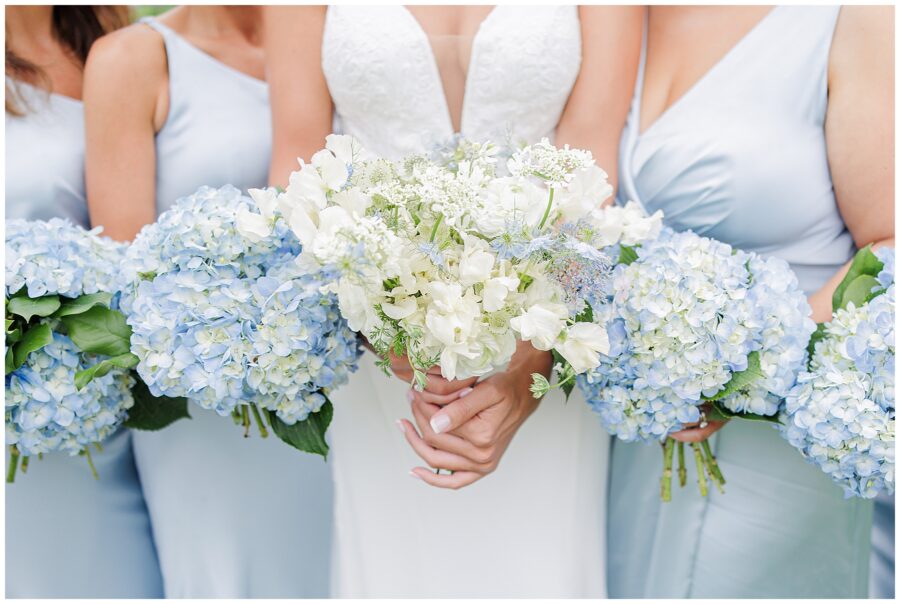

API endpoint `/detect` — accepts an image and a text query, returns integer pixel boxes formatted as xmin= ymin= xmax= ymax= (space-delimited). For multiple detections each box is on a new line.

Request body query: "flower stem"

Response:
xmin=94 ymin=442 xmax=103 ymax=453
xmin=429 ymin=214 xmax=443 ymax=242
xmin=6 ymin=446 xmax=20 ymax=484
xmin=690 ymin=442 xmax=708 ymax=497
xmin=660 ymin=438 xmax=675 ymax=502
xmin=242 ymin=405 xmax=251 ymax=438
xmin=538 ymin=187 xmax=556 ymax=230
xmin=250 ymin=404 xmax=269 ymax=439
xmin=20 ymin=455 xmax=29 ymax=474
xmin=231 ymin=407 xmax=243 ymax=426
xmin=83 ymin=447 xmax=99 ymax=480
xmin=677 ymin=441 xmax=687 ymax=488
xmin=700 ymin=439 xmax=726 ymax=488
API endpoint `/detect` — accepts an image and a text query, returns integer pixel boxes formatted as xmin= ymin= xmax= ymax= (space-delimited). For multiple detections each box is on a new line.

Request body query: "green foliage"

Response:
xmin=618 ymin=244 xmax=639 ymax=265
xmin=9 ymin=323 xmax=53 ymax=373
xmin=123 ymin=379 xmax=191 ymax=431
xmin=832 ymin=245 xmax=884 ymax=311
xmin=74 ymin=353 xmax=139 ymax=390
xmin=267 ymin=399 xmax=334 ymax=458
xmin=61 ymin=306 xmax=132 ymax=357
xmin=8 ymin=294 xmax=61 ymax=322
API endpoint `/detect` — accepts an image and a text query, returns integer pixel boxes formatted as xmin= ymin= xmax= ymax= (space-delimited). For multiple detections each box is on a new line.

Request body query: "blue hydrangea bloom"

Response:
xmin=6 ymin=332 xmax=134 ymax=456
xmin=783 ymin=257 xmax=895 ymax=499
xmin=578 ymin=227 xmax=816 ymax=442
xmin=123 ymin=186 xmax=360 ymax=424
xmin=6 ymin=218 xmax=126 ymax=298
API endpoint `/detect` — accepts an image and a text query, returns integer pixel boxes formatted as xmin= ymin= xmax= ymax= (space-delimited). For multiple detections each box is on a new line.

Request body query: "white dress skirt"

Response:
xmin=321 ymin=5 xmax=609 ymax=597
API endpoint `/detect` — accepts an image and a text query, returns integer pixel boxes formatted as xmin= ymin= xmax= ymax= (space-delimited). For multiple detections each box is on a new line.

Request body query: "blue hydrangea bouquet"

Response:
xmin=578 ymin=227 xmax=817 ymax=501
xmin=5 ymin=218 xmax=185 ymax=482
xmin=122 ymin=186 xmax=361 ymax=457
xmin=782 ymin=246 xmax=895 ymax=498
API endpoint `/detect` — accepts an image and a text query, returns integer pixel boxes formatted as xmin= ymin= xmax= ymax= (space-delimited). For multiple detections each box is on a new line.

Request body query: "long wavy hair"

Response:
xmin=6 ymin=6 xmax=129 ymax=115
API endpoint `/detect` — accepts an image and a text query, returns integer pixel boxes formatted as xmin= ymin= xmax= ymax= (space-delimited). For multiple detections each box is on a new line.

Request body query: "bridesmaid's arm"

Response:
xmin=556 ymin=5 xmax=643 ymax=193
xmin=84 ymin=25 xmax=167 ymax=241
xmin=812 ymin=5 xmax=895 ymax=322
xmin=263 ymin=6 xmax=333 ymax=187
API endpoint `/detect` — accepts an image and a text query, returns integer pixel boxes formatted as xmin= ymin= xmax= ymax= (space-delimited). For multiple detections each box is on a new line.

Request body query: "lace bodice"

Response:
xmin=322 ymin=5 xmax=581 ymax=158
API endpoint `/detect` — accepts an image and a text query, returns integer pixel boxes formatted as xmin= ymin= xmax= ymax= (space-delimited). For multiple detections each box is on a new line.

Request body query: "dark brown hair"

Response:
xmin=6 ymin=6 xmax=130 ymax=114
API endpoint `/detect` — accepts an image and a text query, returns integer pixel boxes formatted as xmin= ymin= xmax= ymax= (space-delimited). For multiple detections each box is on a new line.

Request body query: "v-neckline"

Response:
xmin=636 ymin=6 xmax=779 ymax=137
xmin=399 ymin=6 xmax=499 ymax=136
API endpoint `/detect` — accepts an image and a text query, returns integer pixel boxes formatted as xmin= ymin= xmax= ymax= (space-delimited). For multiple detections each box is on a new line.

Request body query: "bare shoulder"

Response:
xmin=84 ymin=22 xmax=167 ymax=92
xmin=830 ymin=6 xmax=893 ymax=85
xmin=263 ymin=5 xmax=328 ymax=36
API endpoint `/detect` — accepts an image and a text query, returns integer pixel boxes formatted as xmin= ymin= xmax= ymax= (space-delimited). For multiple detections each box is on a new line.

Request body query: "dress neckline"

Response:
xmin=636 ymin=6 xmax=780 ymax=137
xmin=7 ymin=77 xmax=82 ymax=107
xmin=398 ymin=6 xmax=500 ymax=137
xmin=142 ymin=17 xmax=267 ymax=88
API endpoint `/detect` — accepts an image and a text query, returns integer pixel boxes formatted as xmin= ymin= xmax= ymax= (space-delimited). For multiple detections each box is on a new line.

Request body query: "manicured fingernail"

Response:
xmin=395 ymin=419 xmax=405 ymax=435
xmin=409 ymin=470 xmax=422 ymax=481
xmin=406 ymin=390 xmax=414 ymax=403
xmin=458 ymin=387 xmax=473 ymax=399
xmin=430 ymin=414 xmax=451 ymax=434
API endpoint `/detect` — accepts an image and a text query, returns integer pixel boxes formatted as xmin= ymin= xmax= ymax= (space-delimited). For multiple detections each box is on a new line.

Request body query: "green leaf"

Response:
xmin=708 ymin=400 xmax=782 ymax=425
xmin=123 ymin=379 xmax=191 ymax=431
xmin=267 ymin=399 xmax=333 ymax=458
xmin=74 ymin=353 xmax=139 ymax=390
xmin=618 ymin=244 xmax=639 ymax=266
xmin=60 ymin=306 xmax=132 ymax=356
xmin=838 ymin=275 xmax=880 ymax=311
xmin=807 ymin=323 xmax=828 ymax=360
xmin=832 ymin=245 xmax=883 ymax=311
xmin=8 ymin=295 xmax=61 ymax=322
xmin=704 ymin=351 xmax=765 ymax=402
xmin=6 ymin=318 xmax=21 ymax=345
xmin=11 ymin=323 xmax=53 ymax=370
xmin=53 ymin=292 xmax=113 ymax=318
xmin=5 ymin=348 xmax=15 ymax=375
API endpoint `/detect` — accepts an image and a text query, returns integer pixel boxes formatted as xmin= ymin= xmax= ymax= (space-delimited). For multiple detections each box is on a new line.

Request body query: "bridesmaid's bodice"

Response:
xmin=5 ymin=80 xmax=89 ymax=227
xmin=142 ymin=18 xmax=271 ymax=215
xmin=322 ymin=5 xmax=582 ymax=158
xmin=618 ymin=6 xmax=854 ymax=294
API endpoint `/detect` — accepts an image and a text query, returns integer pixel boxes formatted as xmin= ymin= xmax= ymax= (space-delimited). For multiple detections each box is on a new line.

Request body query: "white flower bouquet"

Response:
xmin=246 ymin=135 xmax=662 ymax=391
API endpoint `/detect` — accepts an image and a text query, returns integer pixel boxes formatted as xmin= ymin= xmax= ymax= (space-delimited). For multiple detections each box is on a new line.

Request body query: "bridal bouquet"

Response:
xmin=5 ymin=218 xmax=136 ymax=481
xmin=578 ymin=227 xmax=817 ymax=500
xmin=782 ymin=246 xmax=895 ymax=498
xmin=248 ymin=135 xmax=662 ymax=391
xmin=123 ymin=185 xmax=361 ymax=457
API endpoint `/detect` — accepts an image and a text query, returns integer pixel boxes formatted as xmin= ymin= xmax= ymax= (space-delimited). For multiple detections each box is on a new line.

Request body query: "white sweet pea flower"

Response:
xmin=457 ymin=236 xmax=495 ymax=286
xmin=557 ymin=322 xmax=609 ymax=374
xmin=424 ymin=282 xmax=481 ymax=347
xmin=482 ymin=275 xmax=520 ymax=312
xmin=555 ymin=165 xmax=614 ymax=224
xmin=325 ymin=133 xmax=363 ymax=165
xmin=510 ymin=303 xmax=568 ymax=350
xmin=288 ymin=162 xmax=328 ymax=210
xmin=311 ymin=149 xmax=350 ymax=190
xmin=235 ymin=206 xmax=271 ymax=242
xmin=619 ymin=202 xmax=663 ymax=246
xmin=382 ymin=295 xmax=418 ymax=321
xmin=332 ymin=188 xmax=371 ymax=216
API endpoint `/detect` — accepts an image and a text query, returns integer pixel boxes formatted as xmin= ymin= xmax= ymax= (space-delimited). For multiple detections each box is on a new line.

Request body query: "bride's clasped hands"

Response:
xmin=391 ymin=341 xmax=552 ymax=488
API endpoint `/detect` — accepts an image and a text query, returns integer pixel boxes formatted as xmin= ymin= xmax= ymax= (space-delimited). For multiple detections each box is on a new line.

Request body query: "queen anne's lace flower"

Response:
xmin=579 ymin=228 xmax=816 ymax=442
xmin=124 ymin=186 xmax=360 ymax=424
xmin=6 ymin=332 xmax=135 ymax=457
xmin=783 ymin=260 xmax=895 ymax=499
xmin=6 ymin=218 xmax=126 ymax=298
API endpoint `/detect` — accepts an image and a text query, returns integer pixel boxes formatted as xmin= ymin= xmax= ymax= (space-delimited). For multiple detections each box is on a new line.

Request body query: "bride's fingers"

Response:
xmin=409 ymin=402 xmax=496 ymax=465
xmin=410 ymin=466 xmax=482 ymax=490
xmin=421 ymin=374 xmax=479 ymax=396
xmin=669 ymin=419 xmax=727 ymax=443
xmin=398 ymin=420 xmax=484 ymax=472
xmin=410 ymin=385 xmax=474 ymax=407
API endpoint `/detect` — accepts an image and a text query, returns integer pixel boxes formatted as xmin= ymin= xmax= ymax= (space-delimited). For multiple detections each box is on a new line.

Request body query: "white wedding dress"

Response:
xmin=322 ymin=6 xmax=609 ymax=597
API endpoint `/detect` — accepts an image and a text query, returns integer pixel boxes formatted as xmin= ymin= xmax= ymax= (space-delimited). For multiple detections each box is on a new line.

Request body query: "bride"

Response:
xmin=263 ymin=5 xmax=641 ymax=597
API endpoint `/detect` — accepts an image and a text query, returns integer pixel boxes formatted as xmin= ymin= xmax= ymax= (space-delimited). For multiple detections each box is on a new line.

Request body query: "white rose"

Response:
xmin=510 ymin=303 xmax=568 ymax=350
xmin=556 ymin=322 xmax=609 ymax=374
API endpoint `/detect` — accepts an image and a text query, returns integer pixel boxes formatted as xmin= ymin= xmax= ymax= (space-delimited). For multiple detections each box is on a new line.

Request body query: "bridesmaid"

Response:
xmin=83 ymin=6 xmax=333 ymax=597
xmin=5 ymin=5 xmax=163 ymax=598
xmin=611 ymin=5 xmax=893 ymax=598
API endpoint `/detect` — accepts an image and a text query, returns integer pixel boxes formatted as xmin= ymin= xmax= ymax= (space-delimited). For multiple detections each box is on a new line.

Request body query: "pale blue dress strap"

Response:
xmin=129 ymin=17 xmax=332 ymax=598
xmin=608 ymin=6 xmax=874 ymax=597
xmin=5 ymin=80 xmax=163 ymax=598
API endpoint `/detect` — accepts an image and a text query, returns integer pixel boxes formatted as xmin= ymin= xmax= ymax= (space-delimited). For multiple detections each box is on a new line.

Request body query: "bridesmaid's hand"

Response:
xmin=668 ymin=405 xmax=728 ymax=442
xmin=399 ymin=343 xmax=551 ymax=489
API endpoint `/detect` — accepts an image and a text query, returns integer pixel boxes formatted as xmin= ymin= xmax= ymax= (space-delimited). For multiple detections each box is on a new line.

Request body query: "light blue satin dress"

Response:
xmin=126 ymin=18 xmax=333 ymax=598
xmin=610 ymin=7 xmax=874 ymax=598
xmin=5 ymin=79 xmax=164 ymax=598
